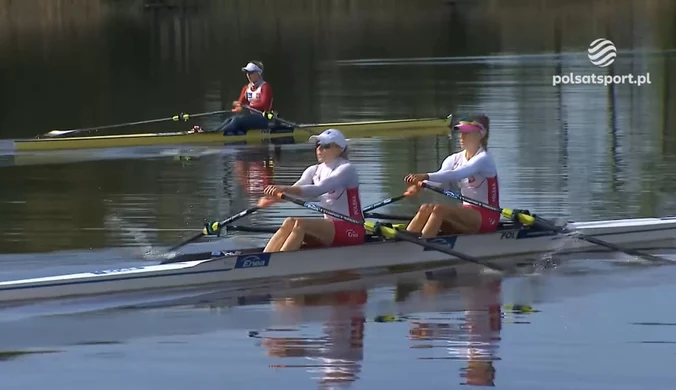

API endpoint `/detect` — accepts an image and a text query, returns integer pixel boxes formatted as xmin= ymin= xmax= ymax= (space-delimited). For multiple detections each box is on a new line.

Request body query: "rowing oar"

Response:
xmin=165 ymin=191 xmax=411 ymax=255
xmin=41 ymin=109 xmax=232 ymax=138
xmin=415 ymin=181 xmax=669 ymax=264
xmin=164 ymin=205 xmax=262 ymax=253
xmin=362 ymin=193 xmax=409 ymax=213
xmin=242 ymin=104 xmax=299 ymax=129
xmin=272 ymin=192 xmax=504 ymax=272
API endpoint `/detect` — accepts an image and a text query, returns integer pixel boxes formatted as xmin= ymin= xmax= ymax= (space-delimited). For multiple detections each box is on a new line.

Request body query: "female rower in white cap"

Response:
xmin=403 ymin=115 xmax=500 ymax=237
xmin=260 ymin=129 xmax=365 ymax=252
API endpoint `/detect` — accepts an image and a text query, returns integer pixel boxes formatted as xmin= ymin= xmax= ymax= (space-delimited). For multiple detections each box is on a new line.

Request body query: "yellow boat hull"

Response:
xmin=5 ymin=117 xmax=451 ymax=152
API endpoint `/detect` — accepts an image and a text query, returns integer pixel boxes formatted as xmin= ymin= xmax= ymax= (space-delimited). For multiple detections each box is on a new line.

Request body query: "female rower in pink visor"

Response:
xmin=402 ymin=115 xmax=500 ymax=237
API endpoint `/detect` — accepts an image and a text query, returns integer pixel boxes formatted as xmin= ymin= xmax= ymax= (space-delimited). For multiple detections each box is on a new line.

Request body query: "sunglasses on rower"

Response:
xmin=315 ymin=142 xmax=336 ymax=150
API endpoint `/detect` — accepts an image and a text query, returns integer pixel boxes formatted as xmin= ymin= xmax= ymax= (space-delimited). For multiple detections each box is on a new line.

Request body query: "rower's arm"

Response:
xmin=236 ymin=85 xmax=248 ymax=106
xmin=293 ymin=165 xmax=316 ymax=186
xmin=296 ymin=164 xmax=355 ymax=198
xmin=423 ymin=154 xmax=456 ymax=187
xmin=426 ymin=153 xmax=486 ymax=183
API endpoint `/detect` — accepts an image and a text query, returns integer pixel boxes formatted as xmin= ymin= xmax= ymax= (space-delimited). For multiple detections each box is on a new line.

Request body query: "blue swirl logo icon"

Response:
xmin=587 ymin=38 xmax=617 ymax=67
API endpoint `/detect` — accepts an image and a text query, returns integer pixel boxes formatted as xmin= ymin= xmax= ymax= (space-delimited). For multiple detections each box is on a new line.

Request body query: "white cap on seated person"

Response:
xmin=242 ymin=62 xmax=263 ymax=74
xmin=309 ymin=129 xmax=348 ymax=150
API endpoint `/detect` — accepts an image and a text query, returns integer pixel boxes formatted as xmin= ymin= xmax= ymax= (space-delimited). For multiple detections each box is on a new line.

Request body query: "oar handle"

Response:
xmin=275 ymin=193 xmax=364 ymax=225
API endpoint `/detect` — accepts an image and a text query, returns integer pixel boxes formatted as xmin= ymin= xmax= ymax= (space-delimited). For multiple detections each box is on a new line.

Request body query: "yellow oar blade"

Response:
xmin=501 ymin=209 xmax=535 ymax=226
xmin=364 ymin=221 xmax=401 ymax=239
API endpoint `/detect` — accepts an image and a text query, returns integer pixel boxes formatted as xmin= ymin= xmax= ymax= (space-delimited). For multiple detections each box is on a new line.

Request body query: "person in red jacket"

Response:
xmin=232 ymin=61 xmax=273 ymax=113
xmin=191 ymin=61 xmax=276 ymax=135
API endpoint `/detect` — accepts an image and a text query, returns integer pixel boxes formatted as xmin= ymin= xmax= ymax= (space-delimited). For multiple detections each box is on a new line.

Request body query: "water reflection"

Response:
xmin=406 ymin=277 xmax=502 ymax=387
xmin=263 ymin=287 xmax=366 ymax=389
xmin=249 ymin=268 xmax=511 ymax=388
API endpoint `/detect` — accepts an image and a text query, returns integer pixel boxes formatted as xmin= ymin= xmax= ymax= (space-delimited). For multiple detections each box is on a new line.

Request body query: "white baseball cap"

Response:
xmin=241 ymin=62 xmax=263 ymax=73
xmin=308 ymin=129 xmax=347 ymax=150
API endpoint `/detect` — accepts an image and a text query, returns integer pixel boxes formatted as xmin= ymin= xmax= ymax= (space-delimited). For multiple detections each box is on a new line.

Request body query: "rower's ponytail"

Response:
xmin=473 ymin=114 xmax=490 ymax=151
xmin=481 ymin=131 xmax=489 ymax=151
xmin=340 ymin=146 xmax=349 ymax=159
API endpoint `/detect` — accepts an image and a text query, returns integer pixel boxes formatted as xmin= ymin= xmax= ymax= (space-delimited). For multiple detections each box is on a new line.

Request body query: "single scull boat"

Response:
xmin=1 ymin=216 xmax=675 ymax=304
xmin=0 ymin=117 xmax=450 ymax=152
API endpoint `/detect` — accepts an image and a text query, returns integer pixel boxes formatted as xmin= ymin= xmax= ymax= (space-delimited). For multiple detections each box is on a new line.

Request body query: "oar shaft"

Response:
xmin=418 ymin=182 xmax=534 ymax=225
xmin=276 ymin=193 xmax=364 ymax=225
xmin=44 ymin=110 xmax=231 ymax=138
xmin=362 ymin=194 xmax=408 ymax=213
xmin=363 ymin=212 xmax=413 ymax=221
xmin=530 ymin=216 xmax=667 ymax=262
xmin=165 ymin=205 xmax=260 ymax=253
xmin=243 ymin=105 xmax=298 ymax=128
xmin=377 ymin=225 xmax=503 ymax=271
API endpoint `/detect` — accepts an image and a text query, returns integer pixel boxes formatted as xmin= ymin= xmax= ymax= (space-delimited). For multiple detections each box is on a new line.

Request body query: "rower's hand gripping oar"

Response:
xmin=41 ymin=109 xmax=233 ymax=138
xmin=164 ymin=205 xmax=262 ymax=253
xmin=415 ymin=181 xmax=669 ymax=264
xmin=270 ymin=192 xmax=504 ymax=272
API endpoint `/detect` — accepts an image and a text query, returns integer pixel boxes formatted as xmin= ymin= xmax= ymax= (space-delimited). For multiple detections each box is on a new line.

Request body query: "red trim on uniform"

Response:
xmin=486 ymin=176 xmax=499 ymax=208
xmin=346 ymin=187 xmax=363 ymax=219
xmin=331 ymin=220 xmax=365 ymax=246
xmin=238 ymin=82 xmax=273 ymax=111
xmin=330 ymin=187 xmax=365 ymax=246
xmin=464 ymin=175 xmax=500 ymax=233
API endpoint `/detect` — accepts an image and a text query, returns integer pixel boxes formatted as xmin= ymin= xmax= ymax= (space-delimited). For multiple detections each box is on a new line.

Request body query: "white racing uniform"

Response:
xmin=425 ymin=147 xmax=500 ymax=231
xmin=294 ymin=158 xmax=364 ymax=221
xmin=293 ymin=157 xmax=365 ymax=245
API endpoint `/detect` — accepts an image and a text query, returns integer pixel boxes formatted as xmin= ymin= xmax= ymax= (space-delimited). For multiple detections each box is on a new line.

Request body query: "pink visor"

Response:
xmin=453 ymin=121 xmax=486 ymax=137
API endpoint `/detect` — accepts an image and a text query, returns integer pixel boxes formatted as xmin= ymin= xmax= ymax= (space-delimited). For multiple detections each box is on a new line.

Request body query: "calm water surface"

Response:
xmin=2 ymin=0 xmax=676 ymax=389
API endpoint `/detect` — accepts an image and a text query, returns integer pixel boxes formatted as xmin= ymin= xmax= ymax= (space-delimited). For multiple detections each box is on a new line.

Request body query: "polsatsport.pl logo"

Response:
xmin=551 ymin=38 xmax=651 ymax=87
xmin=587 ymin=38 xmax=617 ymax=67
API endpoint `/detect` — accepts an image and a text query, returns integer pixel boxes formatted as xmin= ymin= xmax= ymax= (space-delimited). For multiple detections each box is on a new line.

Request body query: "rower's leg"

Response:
xmin=421 ymin=204 xmax=451 ymax=238
xmin=432 ymin=205 xmax=482 ymax=235
xmin=263 ymin=217 xmax=295 ymax=252
xmin=222 ymin=114 xmax=270 ymax=135
xmin=215 ymin=117 xmax=236 ymax=132
xmin=280 ymin=219 xmax=335 ymax=252
xmin=406 ymin=204 xmax=434 ymax=234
